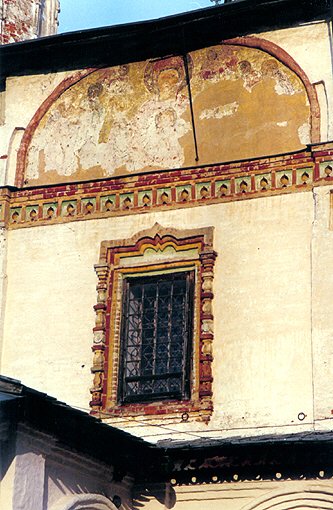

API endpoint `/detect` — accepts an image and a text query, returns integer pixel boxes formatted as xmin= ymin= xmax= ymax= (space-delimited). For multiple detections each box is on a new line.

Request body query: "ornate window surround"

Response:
xmin=90 ymin=223 xmax=217 ymax=423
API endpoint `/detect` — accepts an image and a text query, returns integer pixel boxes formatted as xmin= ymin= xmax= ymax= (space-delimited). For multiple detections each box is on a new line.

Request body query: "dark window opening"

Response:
xmin=119 ymin=271 xmax=194 ymax=404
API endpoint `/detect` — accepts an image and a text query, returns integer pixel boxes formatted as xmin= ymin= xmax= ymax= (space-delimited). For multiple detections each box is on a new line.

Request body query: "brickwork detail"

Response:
xmin=3 ymin=143 xmax=333 ymax=230
xmin=0 ymin=0 xmax=60 ymax=44
xmin=90 ymin=224 xmax=217 ymax=423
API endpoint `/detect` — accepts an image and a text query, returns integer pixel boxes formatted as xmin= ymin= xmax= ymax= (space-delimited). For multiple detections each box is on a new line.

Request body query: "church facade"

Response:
xmin=1 ymin=0 xmax=333 ymax=508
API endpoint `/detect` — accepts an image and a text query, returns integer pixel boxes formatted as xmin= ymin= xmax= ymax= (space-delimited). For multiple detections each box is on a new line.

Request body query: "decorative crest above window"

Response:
xmin=90 ymin=223 xmax=217 ymax=424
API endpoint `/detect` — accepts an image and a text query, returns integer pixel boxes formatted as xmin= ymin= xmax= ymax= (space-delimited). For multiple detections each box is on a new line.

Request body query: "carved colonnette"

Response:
xmin=90 ymin=263 xmax=110 ymax=411
xmin=90 ymin=223 xmax=217 ymax=423
xmin=199 ymin=250 xmax=217 ymax=422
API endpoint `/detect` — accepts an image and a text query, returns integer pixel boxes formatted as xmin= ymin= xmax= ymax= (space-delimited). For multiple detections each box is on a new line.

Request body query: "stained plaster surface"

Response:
xmin=262 ymin=22 xmax=331 ymax=85
xmin=0 ymin=22 xmax=331 ymax=443
xmin=310 ymin=185 xmax=333 ymax=429
xmin=261 ymin=22 xmax=333 ymax=139
xmin=0 ymin=189 xmax=326 ymax=442
xmin=0 ymin=71 xmax=72 ymax=185
xmin=0 ymin=0 xmax=59 ymax=44
xmin=0 ymin=0 xmax=39 ymax=44
xmin=1 ymin=23 xmax=329 ymax=186
xmin=22 ymin=44 xmax=309 ymax=185
xmin=2 ymin=21 xmax=327 ymax=187
xmin=133 ymin=480 xmax=333 ymax=510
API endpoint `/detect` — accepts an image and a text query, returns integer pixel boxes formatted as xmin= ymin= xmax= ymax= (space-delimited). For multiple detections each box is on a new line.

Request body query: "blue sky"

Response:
xmin=59 ymin=0 xmax=217 ymax=33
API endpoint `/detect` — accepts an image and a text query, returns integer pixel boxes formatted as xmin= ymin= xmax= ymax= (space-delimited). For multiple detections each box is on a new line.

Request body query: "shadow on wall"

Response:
xmin=0 ymin=396 xmax=18 ymax=486
xmin=49 ymin=493 xmax=118 ymax=509
xmin=133 ymin=483 xmax=176 ymax=509
xmin=48 ymin=468 xmax=176 ymax=509
xmin=46 ymin=465 xmax=119 ymax=509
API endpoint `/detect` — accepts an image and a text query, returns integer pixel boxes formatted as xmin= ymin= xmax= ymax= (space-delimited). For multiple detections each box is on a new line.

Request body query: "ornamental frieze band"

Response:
xmin=1 ymin=142 xmax=333 ymax=230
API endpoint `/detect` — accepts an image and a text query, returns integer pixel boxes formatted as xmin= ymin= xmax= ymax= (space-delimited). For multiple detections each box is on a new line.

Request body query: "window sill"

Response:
xmin=94 ymin=399 xmax=213 ymax=423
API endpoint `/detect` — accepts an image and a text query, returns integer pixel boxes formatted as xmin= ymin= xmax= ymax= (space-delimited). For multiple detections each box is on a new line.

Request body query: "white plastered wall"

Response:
xmin=0 ymin=70 xmax=71 ymax=186
xmin=0 ymin=20 xmax=332 ymax=442
xmin=136 ymin=480 xmax=333 ymax=510
xmin=311 ymin=185 xmax=333 ymax=429
xmin=262 ymin=22 xmax=333 ymax=140
xmin=0 ymin=189 xmax=320 ymax=441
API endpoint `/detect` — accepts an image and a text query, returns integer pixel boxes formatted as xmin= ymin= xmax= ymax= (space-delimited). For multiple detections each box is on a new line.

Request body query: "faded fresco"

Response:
xmin=25 ymin=44 xmax=311 ymax=185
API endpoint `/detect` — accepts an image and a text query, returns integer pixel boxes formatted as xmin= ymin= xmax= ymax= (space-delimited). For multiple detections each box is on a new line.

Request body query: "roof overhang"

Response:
xmin=2 ymin=376 xmax=333 ymax=484
xmin=0 ymin=0 xmax=330 ymax=82
xmin=159 ymin=432 xmax=333 ymax=484
xmin=0 ymin=375 xmax=164 ymax=480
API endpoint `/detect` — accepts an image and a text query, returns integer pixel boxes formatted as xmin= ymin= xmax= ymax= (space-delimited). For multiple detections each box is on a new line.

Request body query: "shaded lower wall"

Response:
xmin=0 ymin=424 xmax=130 ymax=510
xmin=0 ymin=396 xmax=18 ymax=509
xmin=135 ymin=480 xmax=333 ymax=510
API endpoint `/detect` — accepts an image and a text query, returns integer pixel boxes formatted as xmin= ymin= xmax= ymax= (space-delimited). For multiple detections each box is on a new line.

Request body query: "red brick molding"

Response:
xmin=15 ymin=68 xmax=98 ymax=187
xmin=225 ymin=36 xmax=320 ymax=143
xmin=5 ymin=143 xmax=333 ymax=230
xmin=90 ymin=223 xmax=217 ymax=423
xmin=15 ymin=37 xmax=320 ymax=187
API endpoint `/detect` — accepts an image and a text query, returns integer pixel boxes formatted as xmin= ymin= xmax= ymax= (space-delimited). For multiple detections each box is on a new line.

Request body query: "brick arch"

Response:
xmin=15 ymin=37 xmax=320 ymax=187
xmin=15 ymin=67 xmax=98 ymax=187
xmin=225 ymin=36 xmax=320 ymax=145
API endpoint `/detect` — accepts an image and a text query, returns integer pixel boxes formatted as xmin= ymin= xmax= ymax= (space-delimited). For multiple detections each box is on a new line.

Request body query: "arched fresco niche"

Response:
xmin=19 ymin=39 xmax=318 ymax=186
xmin=188 ymin=42 xmax=316 ymax=166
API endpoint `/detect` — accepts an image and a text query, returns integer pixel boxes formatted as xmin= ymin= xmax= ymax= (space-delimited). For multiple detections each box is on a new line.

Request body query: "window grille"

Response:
xmin=119 ymin=271 xmax=194 ymax=403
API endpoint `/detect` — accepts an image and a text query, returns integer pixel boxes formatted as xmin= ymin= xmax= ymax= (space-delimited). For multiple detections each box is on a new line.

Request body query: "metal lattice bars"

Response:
xmin=119 ymin=272 xmax=194 ymax=403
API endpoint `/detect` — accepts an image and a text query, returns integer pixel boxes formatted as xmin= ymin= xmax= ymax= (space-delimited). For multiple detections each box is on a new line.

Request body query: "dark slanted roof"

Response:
xmin=2 ymin=375 xmax=333 ymax=483
xmin=0 ymin=0 xmax=330 ymax=81
xmin=160 ymin=430 xmax=333 ymax=449
xmin=159 ymin=432 xmax=333 ymax=483
xmin=0 ymin=375 xmax=165 ymax=479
